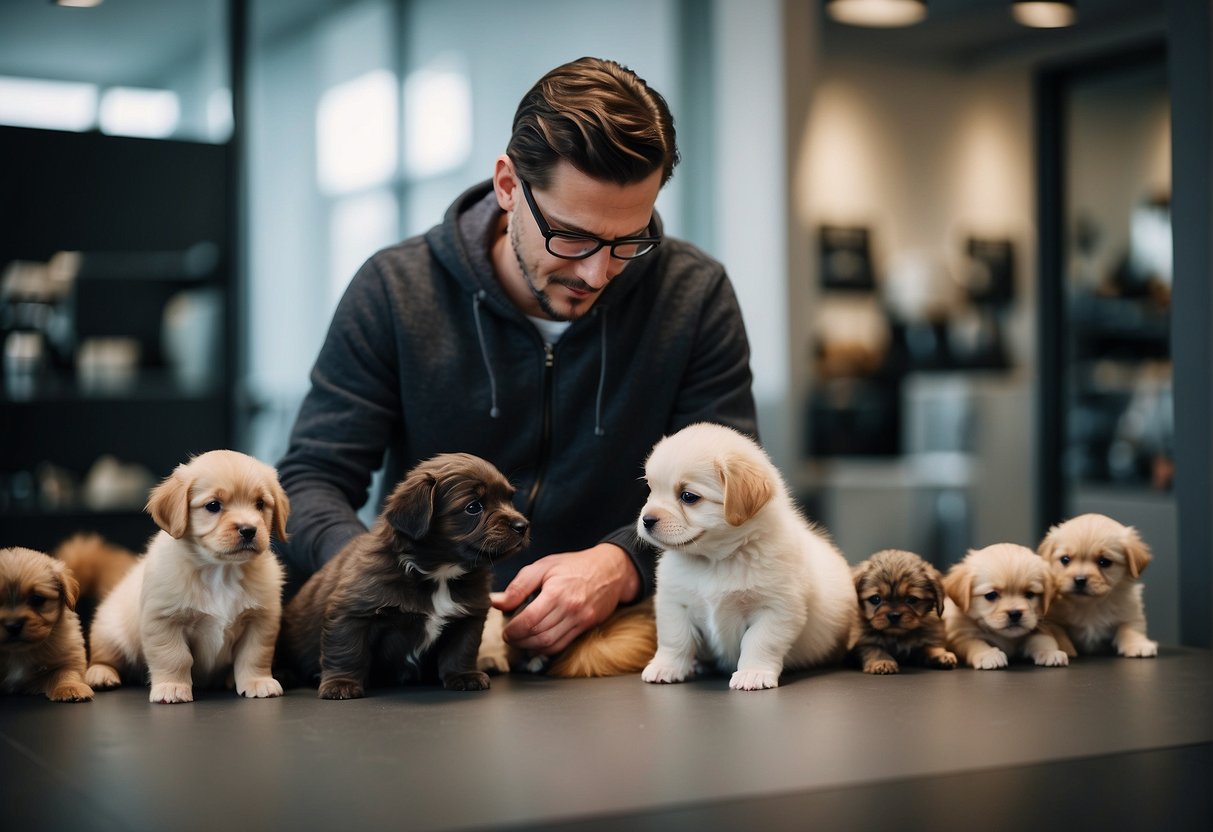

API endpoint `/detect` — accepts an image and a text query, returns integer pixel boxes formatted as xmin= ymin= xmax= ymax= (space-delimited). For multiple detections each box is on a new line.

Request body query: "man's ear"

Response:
xmin=492 ymin=154 xmax=519 ymax=213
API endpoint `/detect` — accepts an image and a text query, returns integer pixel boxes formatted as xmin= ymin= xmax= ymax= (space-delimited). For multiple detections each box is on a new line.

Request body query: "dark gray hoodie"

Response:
xmin=277 ymin=181 xmax=756 ymax=597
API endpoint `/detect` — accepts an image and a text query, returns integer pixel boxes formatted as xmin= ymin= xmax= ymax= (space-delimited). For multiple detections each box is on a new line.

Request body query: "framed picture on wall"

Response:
xmin=964 ymin=237 xmax=1015 ymax=305
xmin=819 ymin=225 xmax=875 ymax=291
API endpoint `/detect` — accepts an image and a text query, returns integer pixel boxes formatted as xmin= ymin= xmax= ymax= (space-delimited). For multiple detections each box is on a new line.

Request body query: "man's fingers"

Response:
xmin=495 ymin=563 xmax=547 ymax=612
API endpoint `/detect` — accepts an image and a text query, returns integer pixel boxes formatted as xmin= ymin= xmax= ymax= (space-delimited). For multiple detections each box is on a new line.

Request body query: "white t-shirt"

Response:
xmin=527 ymin=314 xmax=572 ymax=346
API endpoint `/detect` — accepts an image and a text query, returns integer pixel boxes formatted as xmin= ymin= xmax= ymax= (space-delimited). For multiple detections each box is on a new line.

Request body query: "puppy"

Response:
xmin=637 ymin=423 xmax=857 ymax=691
xmin=85 ymin=450 xmax=289 ymax=704
xmin=54 ymin=533 xmax=138 ymax=603
xmin=1038 ymin=513 xmax=1157 ymax=658
xmin=943 ymin=543 xmax=1068 ymax=669
xmin=0 ymin=547 xmax=93 ymax=702
xmin=851 ymin=549 xmax=956 ymax=674
xmin=279 ymin=453 xmax=530 ymax=699
xmin=477 ymin=598 xmax=656 ymax=678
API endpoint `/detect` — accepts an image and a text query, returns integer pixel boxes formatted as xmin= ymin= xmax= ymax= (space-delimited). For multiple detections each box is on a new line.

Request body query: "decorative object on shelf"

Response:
xmin=1011 ymin=0 xmax=1076 ymax=28
xmin=825 ymin=0 xmax=927 ymax=28
xmin=819 ymin=225 xmax=876 ymax=291
xmin=964 ymin=237 xmax=1015 ymax=306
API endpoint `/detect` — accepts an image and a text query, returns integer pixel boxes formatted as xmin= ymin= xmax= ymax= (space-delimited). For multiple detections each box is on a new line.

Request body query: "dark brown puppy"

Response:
xmin=280 ymin=453 xmax=529 ymax=699
xmin=851 ymin=549 xmax=956 ymax=674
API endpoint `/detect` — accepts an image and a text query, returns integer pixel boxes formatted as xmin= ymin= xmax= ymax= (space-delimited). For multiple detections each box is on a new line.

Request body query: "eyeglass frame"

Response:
xmin=517 ymin=177 xmax=662 ymax=261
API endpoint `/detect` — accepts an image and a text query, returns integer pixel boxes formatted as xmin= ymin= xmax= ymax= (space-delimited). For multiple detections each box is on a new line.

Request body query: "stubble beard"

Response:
xmin=509 ymin=212 xmax=594 ymax=323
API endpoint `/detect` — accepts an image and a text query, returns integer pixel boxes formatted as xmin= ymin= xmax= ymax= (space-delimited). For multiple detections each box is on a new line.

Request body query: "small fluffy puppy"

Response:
xmin=943 ymin=543 xmax=1068 ymax=670
xmin=477 ymin=598 xmax=656 ymax=678
xmin=1038 ymin=513 xmax=1157 ymax=658
xmin=851 ymin=549 xmax=956 ymax=674
xmin=54 ymin=533 xmax=138 ymax=603
xmin=85 ymin=450 xmax=289 ymax=704
xmin=279 ymin=453 xmax=530 ymax=699
xmin=0 ymin=547 xmax=93 ymax=702
xmin=638 ymin=423 xmax=856 ymax=691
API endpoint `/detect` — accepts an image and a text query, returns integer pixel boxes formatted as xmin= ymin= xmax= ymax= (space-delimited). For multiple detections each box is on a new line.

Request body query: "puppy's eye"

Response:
xmin=1097 ymin=557 xmax=1112 ymax=569
xmin=867 ymin=595 xmax=881 ymax=607
xmin=984 ymin=591 xmax=1000 ymax=601
xmin=205 ymin=500 xmax=222 ymax=513
xmin=905 ymin=596 xmax=919 ymax=605
xmin=28 ymin=593 xmax=47 ymax=609
xmin=679 ymin=491 xmax=701 ymax=505
xmin=256 ymin=498 xmax=266 ymax=511
xmin=1059 ymin=555 xmax=1071 ymax=566
xmin=1024 ymin=591 xmax=1036 ymax=600
xmin=464 ymin=500 xmax=484 ymax=516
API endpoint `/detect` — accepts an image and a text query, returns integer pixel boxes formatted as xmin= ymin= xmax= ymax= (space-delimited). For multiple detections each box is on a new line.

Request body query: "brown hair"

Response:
xmin=507 ymin=57 xmax=679 ymax=189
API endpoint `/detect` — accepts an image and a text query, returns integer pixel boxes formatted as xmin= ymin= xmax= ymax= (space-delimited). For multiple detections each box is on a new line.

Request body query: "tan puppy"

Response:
xmin=943 ymin=543 xmax=1067 ymax=669
xmin=85 ymin=450 xmax=289 ymax=704
xmin=0 ymin=547 xmax=93 ymax=702
xmin=1038 ymin=513 xmax=1157 ymax=658
xmin=638 ymin=423 xmax=856 ymax=691
xmin=852 ymin=549 xmax=955 ymax=674
xmin=54 ymin=533 xmax=138 ymax=603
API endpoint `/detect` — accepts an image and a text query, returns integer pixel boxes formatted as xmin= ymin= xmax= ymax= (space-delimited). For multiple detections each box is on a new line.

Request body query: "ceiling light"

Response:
xmin=826 ymin=0 xmax=927 ymax=28
xmin=52 ymin=0 xmax=105 ymax=8
xmin=1012 ymin=1 xmax=1077 ymax=28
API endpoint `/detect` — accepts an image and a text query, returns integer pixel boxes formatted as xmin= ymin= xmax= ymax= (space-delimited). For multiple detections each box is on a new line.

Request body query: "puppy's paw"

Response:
xmin=1033 ymin=650 xmax=1069 ymax=667
xmin=477 ymin=649 xmax=511 ymax=674
xmin=971 ymin=648 xmax=1008 ymax=670
xmin=1119 ymin=638 xmax=1158 ymax=658
xmin=318 ymin=678 xmax=365 ymax=700
xmin=49 ymin=681 xmax=95 ymax=702
xmin=149 ymin=682 xmax=193 ymax=704
xmin=641 ymin=657 xmax=693 ymax=684
xmin=863 ymin=658 xmax=900 ymax=675
xmin=238 ymin=676 xmax=284 ymax=698
xmin=85 ymin=664 xmax=121 ymax=690
xmin=930 ymin=651 xmax=958 ymax=670
xmin=443 ymin=671 xmax=491 ymax=691
xmin=729 ymin=669 xmax=780 ymax=690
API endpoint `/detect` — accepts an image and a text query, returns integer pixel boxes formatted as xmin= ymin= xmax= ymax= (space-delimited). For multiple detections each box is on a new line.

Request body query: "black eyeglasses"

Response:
xmin=518 ymin=178 xmax=661 ymax=261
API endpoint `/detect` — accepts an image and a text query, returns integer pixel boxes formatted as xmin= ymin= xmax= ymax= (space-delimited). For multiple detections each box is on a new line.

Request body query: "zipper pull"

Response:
xmin=544 ymin=342 xmax=555 ymax=369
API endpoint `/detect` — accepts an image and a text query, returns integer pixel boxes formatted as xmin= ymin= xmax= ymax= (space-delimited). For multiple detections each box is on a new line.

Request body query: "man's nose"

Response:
xmin=573 ymin=248 xmax=618 ymax=288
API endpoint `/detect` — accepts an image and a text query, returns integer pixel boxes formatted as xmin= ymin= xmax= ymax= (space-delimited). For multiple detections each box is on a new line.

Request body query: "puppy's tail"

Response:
xmin=547 ymin=598 xmax=657 ymax=678
xmin=54 ymin=533 xmax=139 ymax=603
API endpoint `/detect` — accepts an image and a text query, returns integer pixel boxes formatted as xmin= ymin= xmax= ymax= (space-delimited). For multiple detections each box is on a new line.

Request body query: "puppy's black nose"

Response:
xmin=510 ymin=518 xmax=529 ymax=536
xmin=886 ymin=612 xmax=902 ymax=624
xmin=5 ymin=620 xmax=24 ymax=637
xmin=642 ymin=515 xmax=658 ymax=530
xmin=1007 ymin=609 xmax=1023 ymax=623
xmin=238 ymin=525 xmax=256 ymax=542
xmin=1073 ymin=575 xmax=1088 ymax=589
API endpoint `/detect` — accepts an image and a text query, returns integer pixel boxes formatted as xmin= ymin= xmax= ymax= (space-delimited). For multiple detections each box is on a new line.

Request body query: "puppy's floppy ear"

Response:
xmin=270 ymin=476 xmax=290 ymax=542
xmin=926 ymin=565 xmax=947 ymax=617
xmin=852 ymin=560 xmax=870 ymax=592
xmin=1036 ymin=526 xmax=1059 ymax=560
xmin=386 ymin=470 xmax=437 ymax=540
xmin=717 ymin=453 xmax=773 ymax=527
xmin=943 ymin=560 xmax=973 ymax=614
xmin=1122 ymin=526 xmax=1152 ymax=578
xmin=146 ymin=469 xmax=191 ymax=539
xmin=50 ymin=558 xmax=80 ymax=611
xmin=1040 ymin=569 xmax=1057 ymax=617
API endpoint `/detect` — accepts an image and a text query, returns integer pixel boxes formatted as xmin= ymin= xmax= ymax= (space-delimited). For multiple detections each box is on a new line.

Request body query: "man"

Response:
xmin=278 ymin=56 xmax=756 ymax=657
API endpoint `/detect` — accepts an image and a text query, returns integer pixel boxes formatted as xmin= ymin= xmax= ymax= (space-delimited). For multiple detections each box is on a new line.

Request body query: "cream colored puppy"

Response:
xmin=638 ymin=423 xmax=856 ymax=691
xmin=85 ymin=450 xmax=288 ymax=704
xmin=1038 ymin=513 xmax=1157 ymax=658
xmin=943 ymin=543 xmax=1068 ymax=669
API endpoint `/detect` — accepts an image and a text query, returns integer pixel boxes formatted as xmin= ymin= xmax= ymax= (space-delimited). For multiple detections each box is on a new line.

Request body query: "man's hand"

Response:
xmin=491 ymin=543 xmax=640 ymax=655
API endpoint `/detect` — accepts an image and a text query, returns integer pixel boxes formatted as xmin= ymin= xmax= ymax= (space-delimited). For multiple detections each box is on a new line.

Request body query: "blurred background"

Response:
xmin=1 ymin=0 xmax=1207 ymax=646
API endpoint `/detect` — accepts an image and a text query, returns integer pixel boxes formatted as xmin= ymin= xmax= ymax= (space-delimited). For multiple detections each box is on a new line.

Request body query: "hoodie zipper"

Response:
xmin=525 ymin=341 xmax=555 ymax=516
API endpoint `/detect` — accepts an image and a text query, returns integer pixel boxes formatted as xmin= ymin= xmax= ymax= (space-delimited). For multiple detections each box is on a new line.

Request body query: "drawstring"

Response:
xmin=472 ymin=290 xmax=500 ymax=418
xmin=594 ymin=306 xmax=607 ymax=437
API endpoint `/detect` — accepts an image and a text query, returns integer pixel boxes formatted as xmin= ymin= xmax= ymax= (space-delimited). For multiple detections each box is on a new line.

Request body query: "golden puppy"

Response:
xmin=638 ymin=423 xmax=857 ymax=691
xmin=54 ymin=533 xmax=138 ymax=603
xmin=280 ymin=453 xmax=530 ymax=698
xmin=943 ymin=543 xmax=1067 ymax=669
xmin=85 ymin=450 xmax=289 ymax=704
xmin=477 ymin=598 xmax=656 ymax=678
xmin=852 ymin=549 xmax=955 ymax=674
xmin=1038 ymin=513 xmax=1157 ymax=658
xmin=0 ymin=547 xmax=93 ymax=702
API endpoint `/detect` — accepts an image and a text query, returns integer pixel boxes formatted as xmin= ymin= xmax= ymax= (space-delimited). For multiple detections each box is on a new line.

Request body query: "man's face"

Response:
xmin=494 ymin=158 xmax=662 ymax=322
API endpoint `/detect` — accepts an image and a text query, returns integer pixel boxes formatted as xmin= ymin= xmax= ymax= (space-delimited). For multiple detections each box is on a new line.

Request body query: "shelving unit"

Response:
xmin=0 ymin=126 xmax=235 ymax=553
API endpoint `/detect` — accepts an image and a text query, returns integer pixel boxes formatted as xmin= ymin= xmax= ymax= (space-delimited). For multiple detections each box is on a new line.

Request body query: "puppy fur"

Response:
xmin=0 ymin=547 xmax=93 ymax=702
xmin=943 ymin=543 xmax=1068 ymax=670
xmin=1038 ymin=513 xmax=1157 ymax=658
xmin=851 ymin=549 xmax=956 ymax=674
xmin=478 ymin=598 xmax=656 ymax=678
xmin=638 ymin=423 xmax=857 ymax=691
xmin=55 ymin=533 xmax=138 ymax=603
xmin=85 ymin=450 xmax=289 ymax=704
xmin=279 ymin=453 xmax=530 ymax=699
